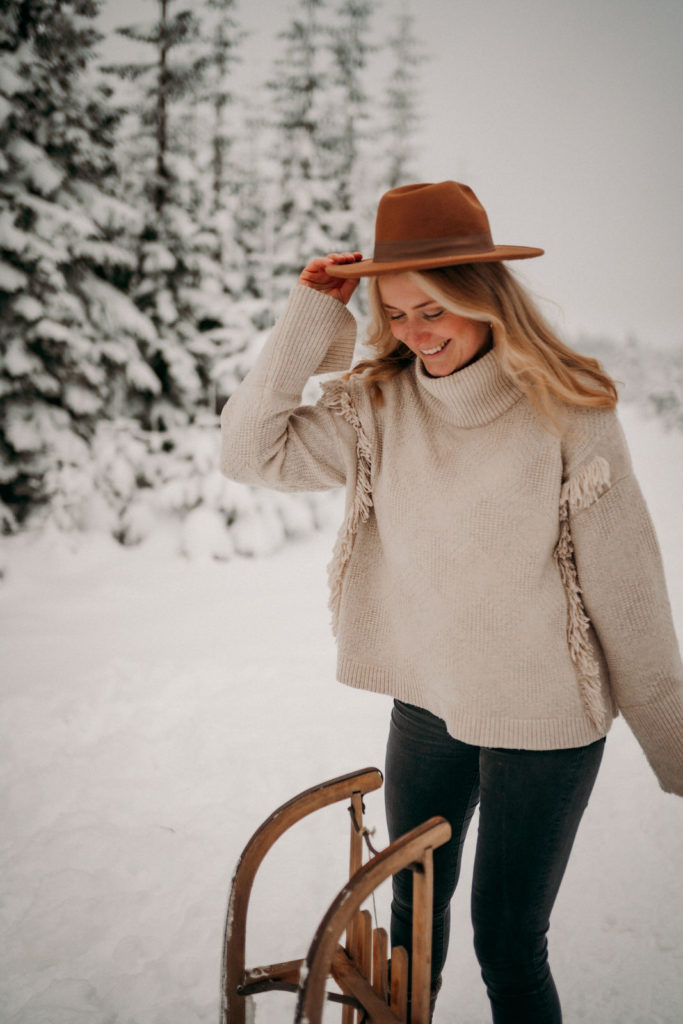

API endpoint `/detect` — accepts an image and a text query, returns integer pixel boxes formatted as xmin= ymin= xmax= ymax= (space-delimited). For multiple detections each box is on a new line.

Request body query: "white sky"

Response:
xmin=98 ymin=0 xmax=683 ymax=349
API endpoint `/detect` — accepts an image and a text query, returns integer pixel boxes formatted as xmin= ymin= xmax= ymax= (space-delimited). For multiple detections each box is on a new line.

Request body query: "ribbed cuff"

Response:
xmin=256 ymin=285 xmax=357 ymax=393
xmin=621 ymin=689 xmax=683 ymax=794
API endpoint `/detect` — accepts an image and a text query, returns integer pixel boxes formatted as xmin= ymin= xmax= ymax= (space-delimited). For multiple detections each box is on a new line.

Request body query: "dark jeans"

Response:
xmin=385 ymin=699 xmax=605 ymax=1024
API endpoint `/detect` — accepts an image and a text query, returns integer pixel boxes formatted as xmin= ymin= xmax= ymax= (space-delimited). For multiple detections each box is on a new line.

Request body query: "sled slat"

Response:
xmin=358 ymin=909 xmax=372 ymax=979
xmin=410 ymin=848 xmax=435 ymax=1024
xmin=390 ymin=945 xmax=409 ymax=1023
xmin=411 ymin=849 xmax=435 ymax=1024
xmin=346 ymin=789 xmax=365 ymax=959
xmin=372 ymin=927 xmax=389 ymax=1001
xmin=342 ymin=998 xmax=355 ymax=1024
xmin=356 ymin=909 xmax=373 ymax=1023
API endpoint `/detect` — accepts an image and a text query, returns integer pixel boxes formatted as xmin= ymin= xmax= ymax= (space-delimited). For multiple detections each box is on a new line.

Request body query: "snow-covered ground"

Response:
xmin=1 ymin=404 xmax=682 ymax=1024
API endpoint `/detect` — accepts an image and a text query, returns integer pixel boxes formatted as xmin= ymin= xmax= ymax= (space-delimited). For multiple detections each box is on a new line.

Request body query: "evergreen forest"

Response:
xmin=1 ymin=0 xmax=680 ymax=557
xmin=0 ymin=0 xmax=422 ymax=554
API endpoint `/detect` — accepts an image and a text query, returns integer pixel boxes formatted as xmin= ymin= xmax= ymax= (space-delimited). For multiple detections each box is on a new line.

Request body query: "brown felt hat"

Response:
xmin=327 ymin=180 xmax=544 ymax=278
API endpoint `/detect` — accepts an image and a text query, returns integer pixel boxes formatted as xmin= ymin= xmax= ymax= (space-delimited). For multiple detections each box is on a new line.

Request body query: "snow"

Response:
xmin=155 ymin=289 xmax=179 ymax=325
xmin=0 ymin=258 xmax=28 ymax=292
xmin=31 ymin=318 xmax=89 ymax=352
xmin=125 ymin=357 xmax=163 ymax=394
xmin=11 ymin=294 xmax=44 ymax=322
xmin=62 ymin=383 xmax=102 ymax=417
xmin=0 ymin=55 xmax=26 ymax=96
xmin=0 ymin=211 xmax=32 ymax=254
xmin=21 ymin=191 xmax=96 ymax=238
xmin=141 ymin=243 xmax=177 ymax=275
xmin=1 ymin=407 xmax=682 ymax=1024
xmin=3 ymin=338 xmax=40 ymax=378
xmin=84 ymin=274 xmax=159 ymax=346
xmin=4 ymin=401 xmax=66 ymax=454
xmin=71 ymin=182 xmax=144 ymax=235
xmin=73 ymin=239 xmax=137 ymax=269
xmin=181 ymin=507 xmax=235 ymax=562
xmin=7 ymin=136 xmax=63 ymax=196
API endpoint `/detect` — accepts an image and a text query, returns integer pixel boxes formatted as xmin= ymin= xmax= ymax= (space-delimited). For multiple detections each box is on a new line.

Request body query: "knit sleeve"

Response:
xmin=220 ymin=285 xmax=360 ymax=493
xmin=565 ymin=410 xmax=683 ymax=795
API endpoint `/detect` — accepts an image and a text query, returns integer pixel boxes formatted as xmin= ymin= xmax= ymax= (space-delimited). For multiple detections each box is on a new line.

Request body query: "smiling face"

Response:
xmin=377 ymin=273 xmax=492 ymax=377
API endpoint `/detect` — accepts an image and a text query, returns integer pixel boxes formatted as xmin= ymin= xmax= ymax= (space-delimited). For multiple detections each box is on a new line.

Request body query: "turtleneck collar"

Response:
xmin=413 ymin=347 xmax=523 ymax=428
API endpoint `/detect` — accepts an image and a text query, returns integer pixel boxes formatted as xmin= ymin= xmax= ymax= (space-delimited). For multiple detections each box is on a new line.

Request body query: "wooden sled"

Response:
xmin=221 ymin=767 xmax=451 ymax=1024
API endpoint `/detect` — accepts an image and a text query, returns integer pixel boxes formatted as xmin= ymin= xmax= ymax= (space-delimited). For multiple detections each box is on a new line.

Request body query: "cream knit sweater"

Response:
xmin=221 ymin=285 xmax=683 ymax=795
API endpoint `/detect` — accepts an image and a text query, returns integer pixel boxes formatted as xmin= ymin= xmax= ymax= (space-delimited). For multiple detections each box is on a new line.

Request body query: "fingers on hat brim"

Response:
xmin=326 ymin=247 xmax=545 ymax=278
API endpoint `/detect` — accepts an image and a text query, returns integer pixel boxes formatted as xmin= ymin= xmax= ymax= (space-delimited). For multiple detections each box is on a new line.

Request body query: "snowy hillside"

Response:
xmin=1 ymin=403 xmax=682 ymax=1024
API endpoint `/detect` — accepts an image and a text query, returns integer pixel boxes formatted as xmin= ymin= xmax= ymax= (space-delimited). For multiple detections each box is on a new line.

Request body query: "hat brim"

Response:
xmin=326 ymin=245 xmax=544 ymax=278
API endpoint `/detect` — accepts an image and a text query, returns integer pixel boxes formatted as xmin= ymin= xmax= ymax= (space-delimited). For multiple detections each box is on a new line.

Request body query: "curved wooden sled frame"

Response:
xmin=221 ymin=766 xmax=451 ymax=1024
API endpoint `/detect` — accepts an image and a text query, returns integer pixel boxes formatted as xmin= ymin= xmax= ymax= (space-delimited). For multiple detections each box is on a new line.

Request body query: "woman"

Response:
xmin=221 ymin=181 xmax=683 ymax=1022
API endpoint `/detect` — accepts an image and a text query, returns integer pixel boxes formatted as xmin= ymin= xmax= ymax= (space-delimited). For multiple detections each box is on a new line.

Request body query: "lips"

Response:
xmin=420 ymin=339 xmax=450 ymax=356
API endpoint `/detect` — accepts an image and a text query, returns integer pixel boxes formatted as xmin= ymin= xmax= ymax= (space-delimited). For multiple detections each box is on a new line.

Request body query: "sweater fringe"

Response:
xmin=560 ymin=455 xmax=611 ymax=513
xmin=320 ymin=380 xmax=373 ymax=634
xmin=554 ymin=455 xmax=612 ymax=730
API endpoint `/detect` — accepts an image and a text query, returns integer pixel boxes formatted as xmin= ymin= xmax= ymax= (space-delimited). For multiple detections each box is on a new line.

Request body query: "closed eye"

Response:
xmin=388 ymin=309 xmax=444 ymax=321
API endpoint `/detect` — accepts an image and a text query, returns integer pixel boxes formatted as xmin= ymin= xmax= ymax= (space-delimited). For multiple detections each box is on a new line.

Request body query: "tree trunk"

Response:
xmin=155 ymin=0 xmax=169 ymax=216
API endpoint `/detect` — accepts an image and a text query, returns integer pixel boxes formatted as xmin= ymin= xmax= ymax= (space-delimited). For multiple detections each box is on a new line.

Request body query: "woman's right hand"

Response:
xmin=298 ymin=252 xmax=363 ymax=306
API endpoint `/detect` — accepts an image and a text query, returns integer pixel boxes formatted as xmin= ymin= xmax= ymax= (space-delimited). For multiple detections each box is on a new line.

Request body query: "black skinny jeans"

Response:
xmin=385 ymin=699 xmax=605 ymax=1024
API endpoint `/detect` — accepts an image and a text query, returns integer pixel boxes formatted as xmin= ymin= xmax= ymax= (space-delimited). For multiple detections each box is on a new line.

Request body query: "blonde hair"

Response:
xmin=347 ymin=262 xmax=618 ymax=425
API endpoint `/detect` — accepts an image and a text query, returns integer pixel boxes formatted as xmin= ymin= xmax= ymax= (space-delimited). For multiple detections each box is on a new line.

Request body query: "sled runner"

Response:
xmin=221 ymin=766 xmax=451 ymax=1024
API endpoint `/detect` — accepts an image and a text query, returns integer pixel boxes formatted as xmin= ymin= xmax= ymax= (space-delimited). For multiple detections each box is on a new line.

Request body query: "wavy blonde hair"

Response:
xmin=347 ymin=262 xmax=618 ymax=424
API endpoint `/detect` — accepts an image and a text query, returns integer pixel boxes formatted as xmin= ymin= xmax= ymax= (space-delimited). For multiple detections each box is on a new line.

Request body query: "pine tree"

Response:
xmin=148 ymin=0 xmax=271 ymax=419
xmin=103 ymin=0 xmax=215 ymax=427
xmin=107 ymin=0 xmax=209 ymax=217
xmin=0 ymin=0 xmax=156 ymax=531
xmin=382 ymin=5 xmax=422 ymax=189
xmin=187 ymin=0 xmax=262 ymax=413
xmin=324 ymin=0 xmax=375 ymax=246
xmin=202 ymin=0 xmax=244 ymax=222
xmin=266 ymin=0 xmax=338 ymax=301
xmin=100 ymin=0 xmax=296 ymax=550
xmin=230 ymin=97 xmax=272 ymax=305
xmin=202 ymin=90 xmax=275 ymax=413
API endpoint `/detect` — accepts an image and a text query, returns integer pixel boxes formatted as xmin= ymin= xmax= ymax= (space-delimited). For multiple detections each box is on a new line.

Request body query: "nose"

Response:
xmin=403 ymin=321 xmax=430 ymax=345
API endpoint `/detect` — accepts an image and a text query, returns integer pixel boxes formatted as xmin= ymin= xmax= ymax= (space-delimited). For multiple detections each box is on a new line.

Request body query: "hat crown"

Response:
xmin=373 ymin=181 xmax=494 ymax=262
xmin=376 ymin=181 xmax=490 ymax=242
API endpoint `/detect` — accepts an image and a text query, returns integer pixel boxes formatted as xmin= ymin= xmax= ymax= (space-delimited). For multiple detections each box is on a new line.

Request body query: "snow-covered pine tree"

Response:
xmin=381 ymin=3 xmax=422 ymax=189
xmin=99 ymin=1 xmax=324 ymax=556
xmin=203 ymin=0 xmax=244 ymax=226
xmin=199 ymin=93 xmax=276 ymax=414
xmin=188 ymin=0 xmax=269 ymax=414
xmin=229 ymin=95 xmax=273 ymax=311
xmin=266 ymin=0 xmax=340 ymax=304
xmin=103 ymin=0 xmax=216 ymax=428
xmin=323 ymin=0 xmax=375 ymax=251
xmin=0 ymin=0 xmax=158 ymax=533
